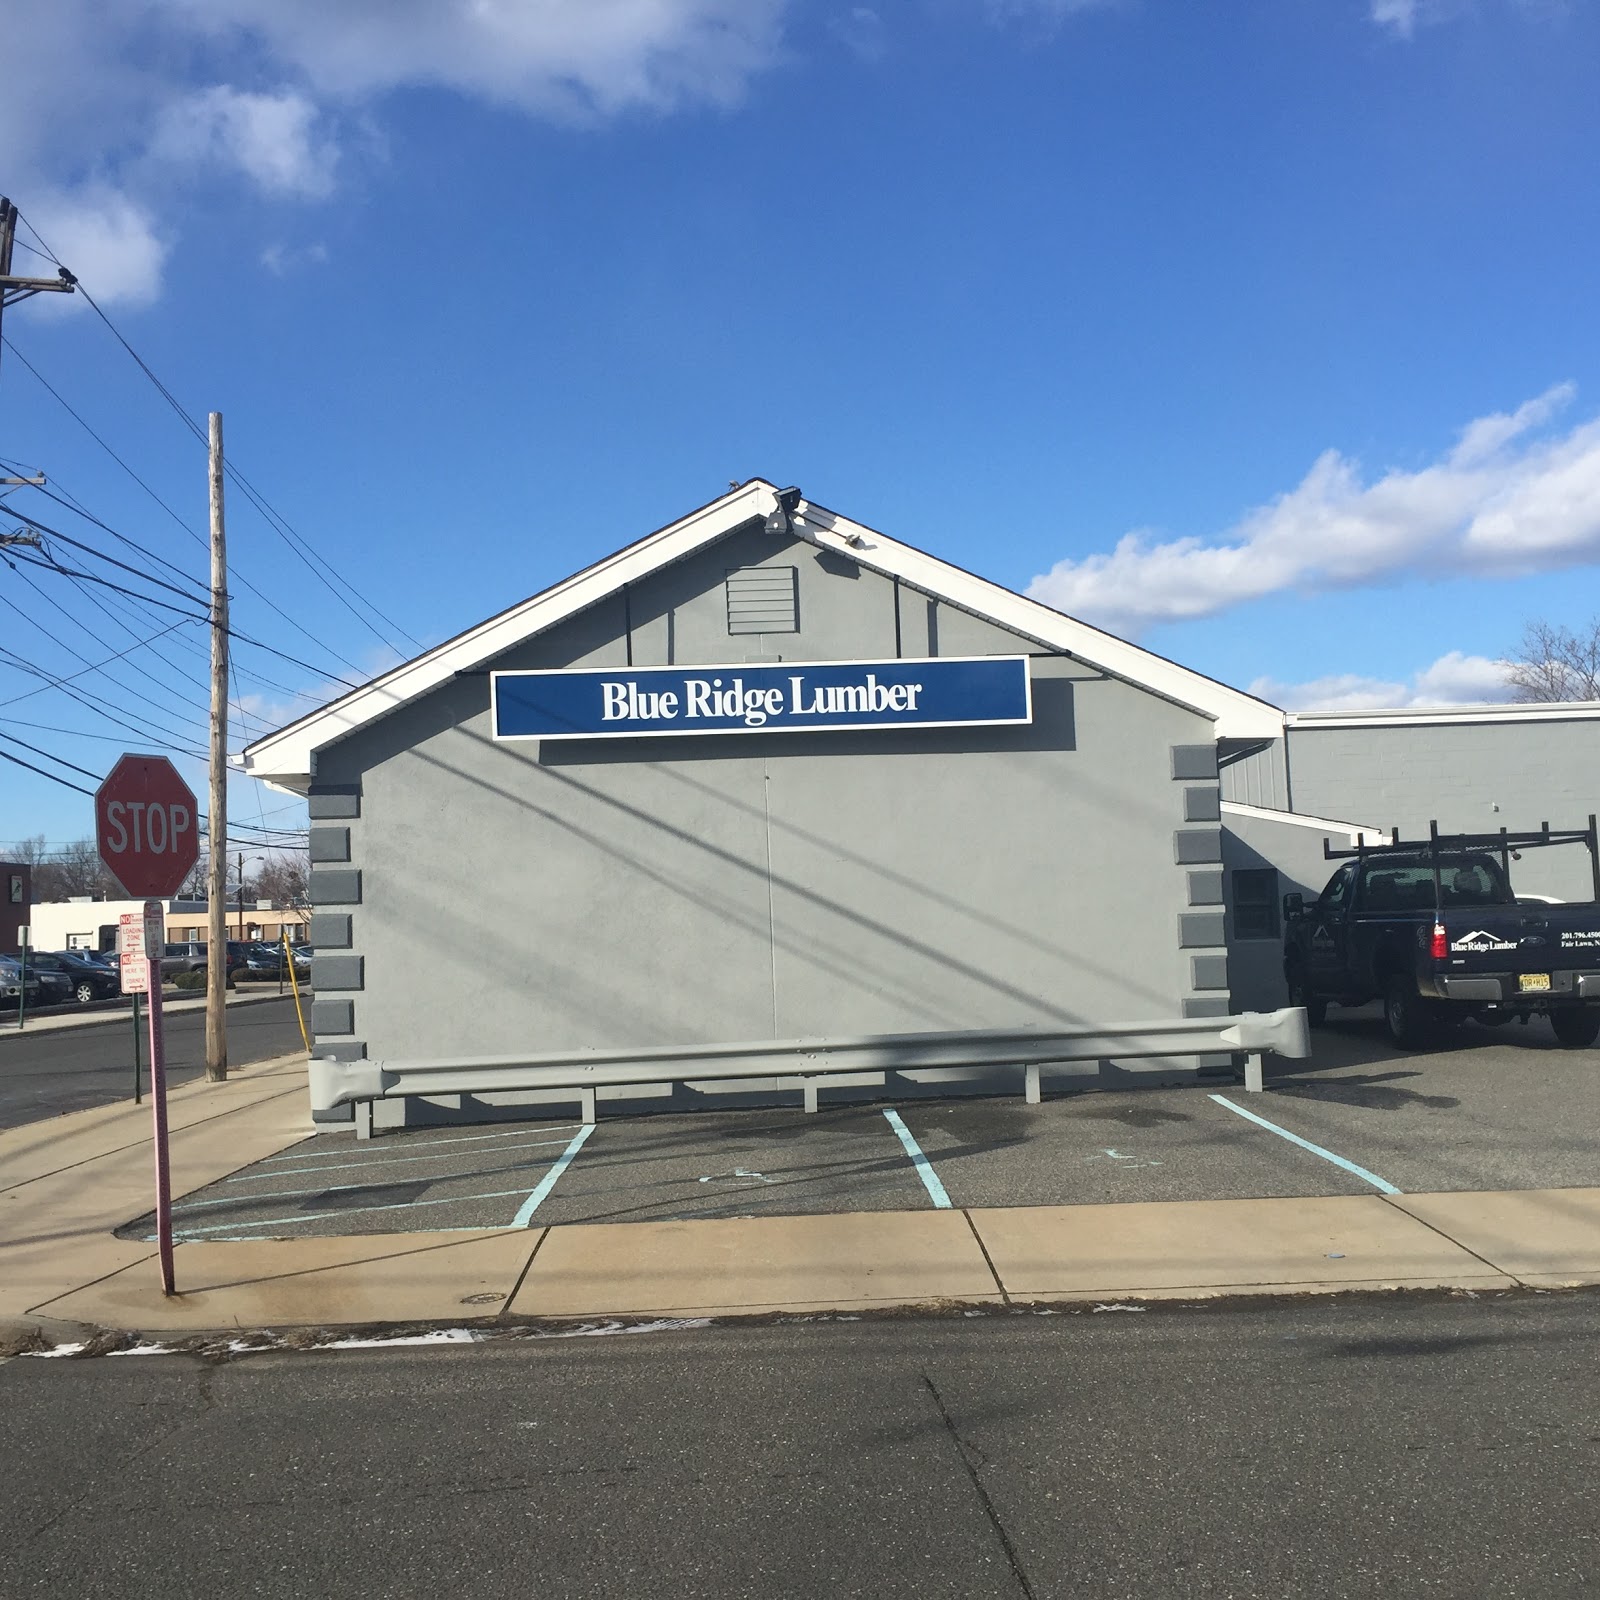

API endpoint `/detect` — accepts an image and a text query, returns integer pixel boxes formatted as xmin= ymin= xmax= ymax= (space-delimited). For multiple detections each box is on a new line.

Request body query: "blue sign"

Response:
xmin=491 ymin=656 xmax=1032 ymax=741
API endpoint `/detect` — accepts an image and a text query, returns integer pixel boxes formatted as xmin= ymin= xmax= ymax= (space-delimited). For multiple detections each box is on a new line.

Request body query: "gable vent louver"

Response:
xmin=725 ymin=566 xmax=799 ymax=635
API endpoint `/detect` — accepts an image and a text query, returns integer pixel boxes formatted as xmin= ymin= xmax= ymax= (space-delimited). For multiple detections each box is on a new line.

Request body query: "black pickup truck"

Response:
xmin=1283 ymin=822 xmax=1600 ymax=1049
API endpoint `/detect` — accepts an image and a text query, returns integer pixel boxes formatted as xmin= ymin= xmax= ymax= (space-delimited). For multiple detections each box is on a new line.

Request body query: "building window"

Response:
xmin=1232 ymin=868 xmax=1280 ymax=941
xmin=725 ymin=566 xmax=799 ymax=634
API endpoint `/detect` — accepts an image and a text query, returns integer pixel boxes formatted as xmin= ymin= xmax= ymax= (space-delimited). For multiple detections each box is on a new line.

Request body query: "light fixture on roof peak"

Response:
xmin=764 ymin=486 xmax=803 ymax=536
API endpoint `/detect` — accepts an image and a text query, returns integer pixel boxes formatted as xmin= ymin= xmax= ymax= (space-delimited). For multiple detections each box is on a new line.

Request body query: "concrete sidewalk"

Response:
xmin=3 ymin=1053 xmax=1598 ymax=1348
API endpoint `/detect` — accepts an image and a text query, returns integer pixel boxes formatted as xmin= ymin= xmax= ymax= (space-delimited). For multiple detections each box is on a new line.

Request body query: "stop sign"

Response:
xmin=95 ymin=755 xmax=201 ymax=898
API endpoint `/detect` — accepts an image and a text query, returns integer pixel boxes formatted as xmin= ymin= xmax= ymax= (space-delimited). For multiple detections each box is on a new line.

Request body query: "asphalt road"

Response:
xmin=0 ymin=996 xmax=308 ymax=1133
xmin=145 ymin=1010 xmax=1600 ymax=1242
xmin=4 ymin=1294 xmax=1598 ymax=1597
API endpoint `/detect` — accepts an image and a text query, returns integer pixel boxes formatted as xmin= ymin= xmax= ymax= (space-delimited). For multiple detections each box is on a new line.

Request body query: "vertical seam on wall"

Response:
xmin=893 ymin=577 xmax=903 ymax=658
xmin=1283 ymin=727 xmax=1295 ymax=812
xmin=762 ymin=753 xmax=778 ymax=1035
xmin=623 ymin=582 xmax=634 ymax=667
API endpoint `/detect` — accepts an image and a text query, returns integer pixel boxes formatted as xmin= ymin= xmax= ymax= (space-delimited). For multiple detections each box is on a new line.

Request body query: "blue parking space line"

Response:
xmin=1208 ymin=1093 xmax=1402 ymax=1195
xmin=883 ymin=1109 xmax=952 ymax=1208
xmin=167 ymin=1185 xmax=541 ymax=1239
xmin=225 ymin=1136 xmax=575 ymax=1183
xmin=509 ymin=1124 xmax=596 ymax=1227
xmin=182 ymin=1150 xmax=562 ymax=1212
xmin=260 ymin=1124 xmax=581 ymax=1165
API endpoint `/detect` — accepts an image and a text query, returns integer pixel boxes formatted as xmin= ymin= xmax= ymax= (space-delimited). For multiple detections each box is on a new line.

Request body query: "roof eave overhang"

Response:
xmin=241 ymin=480 xmax=1288 ymax=783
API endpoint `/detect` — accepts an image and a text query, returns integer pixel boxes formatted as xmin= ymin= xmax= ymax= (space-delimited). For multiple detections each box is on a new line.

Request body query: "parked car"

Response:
xmin=28 ymin=950 xmax=122 ymax=1004
xmin=22 ymin=955 xmax=73 ymax=1007
xmin=0 ymin=955 xmax=43 ymax=1011
xmin=159 ymin=940 xmax=251 ymax=980
xmin=1284 ymin=822 xmax=1600 ymax=1049
xmin=239 ymin=941 xmax=310 ymax=977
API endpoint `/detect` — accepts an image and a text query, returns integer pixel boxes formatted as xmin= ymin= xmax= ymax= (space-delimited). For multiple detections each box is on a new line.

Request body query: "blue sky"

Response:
xmin=3 ymin=0 xmax=1599 ymax=856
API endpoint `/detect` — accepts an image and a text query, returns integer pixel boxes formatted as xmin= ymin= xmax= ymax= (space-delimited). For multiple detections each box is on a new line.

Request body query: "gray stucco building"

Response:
xmin=243 ymin=481 xmax=1284 ymax=1121
xmin=243 ymin=481 xmax=1600 ymax=1118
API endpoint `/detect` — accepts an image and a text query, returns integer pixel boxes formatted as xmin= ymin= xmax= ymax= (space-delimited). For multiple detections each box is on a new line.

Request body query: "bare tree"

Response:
xmin=14 ymin=838 xmax=123 ymax=901
xmin=1506 ymin=619 xmax=1600 ymax=704
xmin=252 ymin=849 xmax=311 ymax=907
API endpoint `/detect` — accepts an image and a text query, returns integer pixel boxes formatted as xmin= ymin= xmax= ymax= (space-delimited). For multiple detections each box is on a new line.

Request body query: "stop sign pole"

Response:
xmin=96 ymin=754 xmax=201 ymax=1298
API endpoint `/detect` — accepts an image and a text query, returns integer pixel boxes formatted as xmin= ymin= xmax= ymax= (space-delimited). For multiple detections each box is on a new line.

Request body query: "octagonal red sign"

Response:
xmin=95 ymin=755 xmax=201 ymax=899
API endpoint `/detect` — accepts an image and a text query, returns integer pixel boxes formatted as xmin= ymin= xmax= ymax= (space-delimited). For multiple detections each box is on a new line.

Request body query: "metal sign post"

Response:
xmin=144 ymin=904 xmax=174 ymax=1296
xmin=96 ymin=754 xmax=199 ymax=1299
xmin=119 ymin=901 xmax=173 ymax=1292
xmin=15 ymin=925 xmax=27 ymax=1031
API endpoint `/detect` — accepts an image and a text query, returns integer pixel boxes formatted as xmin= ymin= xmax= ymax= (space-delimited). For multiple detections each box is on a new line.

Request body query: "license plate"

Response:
xmin=1519 ymin=972 xmax=1552 ymax=993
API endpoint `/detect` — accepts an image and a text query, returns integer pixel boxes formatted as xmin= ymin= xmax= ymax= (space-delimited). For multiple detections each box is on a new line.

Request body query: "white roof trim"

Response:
xmin=1222 ymin=801 xmax=1390 ymax=844
xmin=1286 ymin=701 xmax=1600 ymax=729
xmin=241 ymin=479 xmax=1285 ymax=788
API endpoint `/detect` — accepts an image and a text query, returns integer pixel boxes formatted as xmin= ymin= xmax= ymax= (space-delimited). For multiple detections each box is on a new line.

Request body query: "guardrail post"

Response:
xmin=355 ymin=1100 xmax=373 ymax=1140
xmin=580 ymin=1087 xmax=597 ymax=1125
xmin=802 ymin=1078 xmax=819 ymax=1114
xmin=1244 ymin=1051 xmax=1264 ymax=1093
xmin=1024 ymin=1064 xmax=1041 ymax=1105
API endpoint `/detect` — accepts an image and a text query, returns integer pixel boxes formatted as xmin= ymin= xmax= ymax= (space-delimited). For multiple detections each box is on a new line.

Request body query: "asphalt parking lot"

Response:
xmin=123 ymin=1006 xmax=1600 ymax=1244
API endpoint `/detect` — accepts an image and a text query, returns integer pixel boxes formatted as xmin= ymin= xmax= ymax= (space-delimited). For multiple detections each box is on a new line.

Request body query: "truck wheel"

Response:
xmin=1551 ymin=1009 xmax=1600 ymax=1048
xmin=1384 ymin=975 xmax=1437 ymax=1050
xmin=1286 ymin=964 xmax=1326 ymax=1026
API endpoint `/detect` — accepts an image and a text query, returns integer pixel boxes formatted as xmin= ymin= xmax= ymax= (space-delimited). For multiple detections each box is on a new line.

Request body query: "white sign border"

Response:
xmin=490 ymin=654 xmax=1035 ymax=743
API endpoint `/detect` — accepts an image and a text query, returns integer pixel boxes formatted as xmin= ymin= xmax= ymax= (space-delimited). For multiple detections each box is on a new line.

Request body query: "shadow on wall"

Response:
xmin=329 ymin=667 xmax=1188 ymax=1038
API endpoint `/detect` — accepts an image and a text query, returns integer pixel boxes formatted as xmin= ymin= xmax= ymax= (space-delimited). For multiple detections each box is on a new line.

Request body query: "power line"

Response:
xmin=7 ymin=506 xmax=210 ymax=605
xmin=0 ymin=635 xmax=209 ymax=759
xmin=0 ymin=616 xmax=196 ymax=707
xmin=0 ymin=727 xmax=101 ymax=781
xmin=0 ymin=336 xmax=381 ymax=680
xmin=0 ymin=744 xmax=95 ymax=797
xmin=4 ymin=559 xmax=216 ymax=729
xmin=62 ymin=265 xmax=422 ymax=655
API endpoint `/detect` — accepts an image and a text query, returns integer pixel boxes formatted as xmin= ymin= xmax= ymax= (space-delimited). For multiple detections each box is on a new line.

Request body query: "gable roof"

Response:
xmin=239 ymin=479 xmax=1285 ymax=791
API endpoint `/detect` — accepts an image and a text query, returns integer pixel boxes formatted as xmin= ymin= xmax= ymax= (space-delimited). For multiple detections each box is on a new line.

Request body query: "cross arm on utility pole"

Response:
xmin=1 ymin=270 xmax=77 ymax=306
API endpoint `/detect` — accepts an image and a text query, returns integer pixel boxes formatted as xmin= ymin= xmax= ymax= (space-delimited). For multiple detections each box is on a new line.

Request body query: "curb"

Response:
xmin=0 ymin=988 xmax=297 ymax=1041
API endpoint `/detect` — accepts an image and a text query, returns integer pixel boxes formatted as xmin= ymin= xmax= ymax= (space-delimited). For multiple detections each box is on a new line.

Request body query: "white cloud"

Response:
xmin=153 ymin=0 xmax=791 ymax=120
xmin=260 ymin=240 xmax=330 ymax=276
xmin=151 ymin=86 xmax=338 ymax=198
xmin=830 ymin=7 xmax=887 ymax=61
xmin=1 ymin=0 xmax=795 ymax=304
xmin=1370 ymin=0 xmax=1422 ymax=34
xmin=1026 ymin=384 xmax=1600 ymax=636
xmin=983 ymin=0 xmax=1121 ymax=19
xmin=1252 ymin=651 xmax=1516 ymax=712
xmin=22 ymin=188 xmax=169 ymax=309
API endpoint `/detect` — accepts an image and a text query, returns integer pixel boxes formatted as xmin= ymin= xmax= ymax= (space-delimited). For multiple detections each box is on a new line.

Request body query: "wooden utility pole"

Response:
xmin=0 ymin=197 xmax=77 ymax=378
xmin=205 ymin=412 xmax=229 ymax=1082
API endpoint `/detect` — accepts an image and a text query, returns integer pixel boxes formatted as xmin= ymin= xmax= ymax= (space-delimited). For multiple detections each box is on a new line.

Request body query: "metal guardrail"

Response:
xmin=309 ymin=1009 xmax=1311 ymax=1137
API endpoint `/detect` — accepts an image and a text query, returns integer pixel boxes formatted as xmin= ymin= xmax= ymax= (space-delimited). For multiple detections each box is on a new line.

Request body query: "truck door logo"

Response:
xmin=1450 ymin=930 xmax=1517 ymax=953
